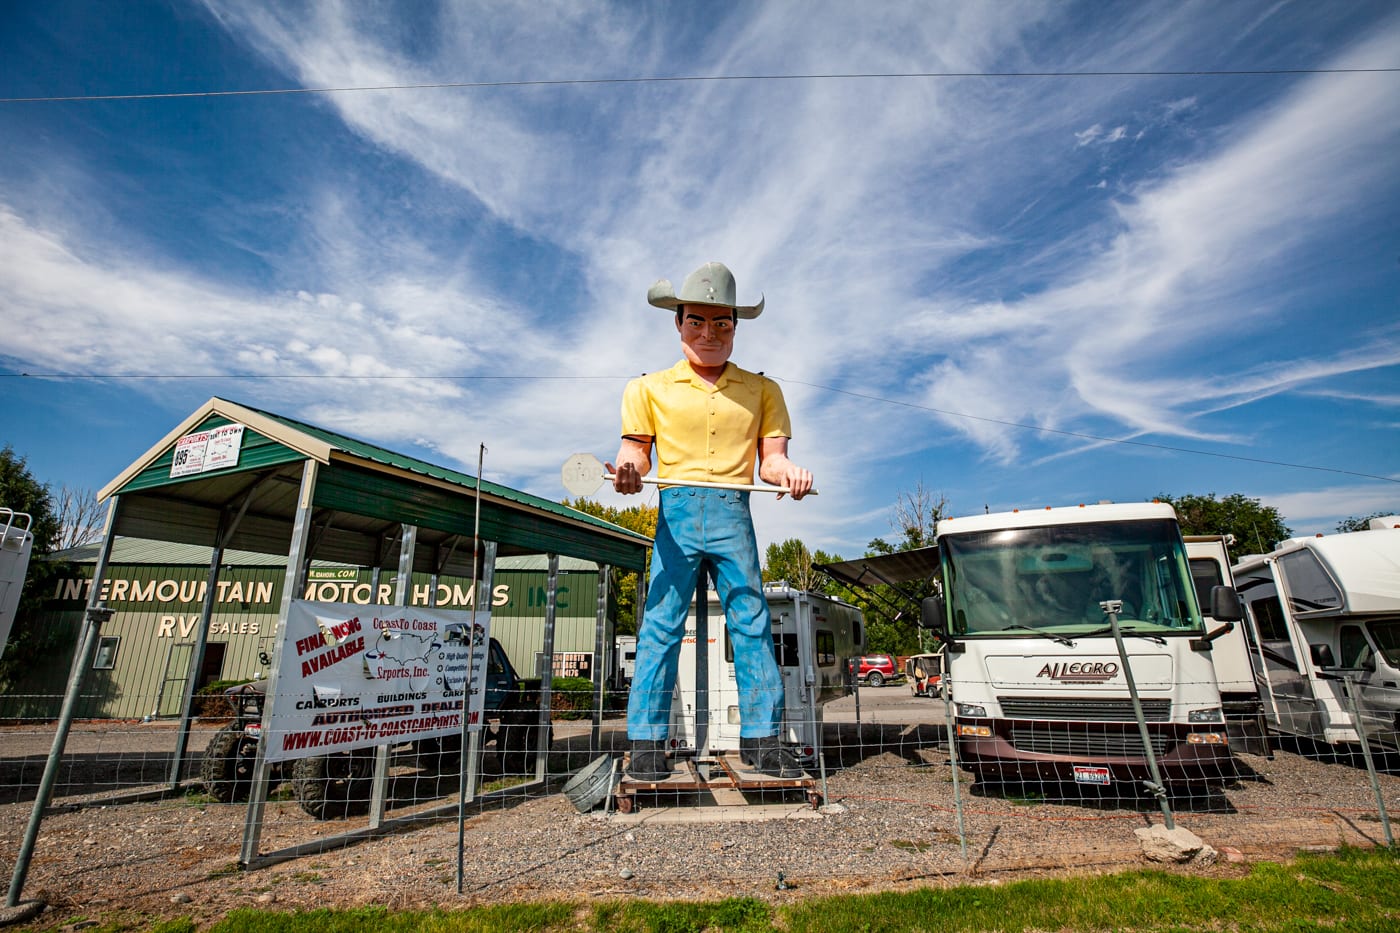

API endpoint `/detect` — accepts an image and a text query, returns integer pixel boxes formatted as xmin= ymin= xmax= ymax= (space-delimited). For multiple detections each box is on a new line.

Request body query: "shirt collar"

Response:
xmin=670 ymin=359 xmax=744 ymax=387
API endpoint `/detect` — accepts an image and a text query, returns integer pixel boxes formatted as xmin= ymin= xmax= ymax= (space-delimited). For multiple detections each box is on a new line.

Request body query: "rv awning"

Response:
xmin=816 ymin=545 xmax=941 ymax=589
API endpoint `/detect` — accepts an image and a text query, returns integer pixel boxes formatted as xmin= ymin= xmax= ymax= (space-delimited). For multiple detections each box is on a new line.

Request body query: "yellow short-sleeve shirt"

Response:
xmin=620 ymin=360 xmax=792 ymax=485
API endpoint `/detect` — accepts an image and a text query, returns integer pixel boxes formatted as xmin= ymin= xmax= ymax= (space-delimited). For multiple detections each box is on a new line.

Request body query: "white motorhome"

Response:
xmin=1184 ymin=536 xmax=1267 ymax=752
xmin=1231 ymin=517 xmax=1400 ymax=750
xmin=668 ymin=582 xmax=865 ymax=765
xmin=925 ymin=503 xmax=1240 ymax=787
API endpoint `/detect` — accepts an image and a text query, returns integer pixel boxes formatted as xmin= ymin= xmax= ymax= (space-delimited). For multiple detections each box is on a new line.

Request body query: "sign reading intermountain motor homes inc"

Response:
xmin=170 ymin=423 xmax=245 ymax=477
xmin=263 ymin=600 xmax=490 ymax=763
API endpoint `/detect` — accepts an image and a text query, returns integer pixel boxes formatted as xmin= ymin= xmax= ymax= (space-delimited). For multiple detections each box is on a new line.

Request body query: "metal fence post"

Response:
xmin=941 ymin=677 xmax=969 ymax=867
xmin=7 ymin=498 xmax=118 ymax=908
xmin=1102 ymin=600 xmax=1175 ymax=831
xmin=1343 ymin=674 xmax=1394 ymax=847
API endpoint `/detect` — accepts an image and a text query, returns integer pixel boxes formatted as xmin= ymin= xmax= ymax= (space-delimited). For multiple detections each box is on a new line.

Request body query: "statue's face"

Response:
xmin=676 ymin=304 xmax=737 ymax=370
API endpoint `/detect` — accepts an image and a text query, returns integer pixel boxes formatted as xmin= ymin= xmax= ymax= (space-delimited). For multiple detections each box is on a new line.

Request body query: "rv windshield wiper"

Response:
xmin=1003 ymin=624 xmax=1076 ymax=647
xmin=1082 ymin=626 xmax=1167 ymax=645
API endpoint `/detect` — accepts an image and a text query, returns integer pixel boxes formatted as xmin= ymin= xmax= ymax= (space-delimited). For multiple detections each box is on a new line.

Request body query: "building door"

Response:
xmin=199 ymin=642 xmax=227 ymax=691
xmin=153 ymin=642 xmax=227 ymax=718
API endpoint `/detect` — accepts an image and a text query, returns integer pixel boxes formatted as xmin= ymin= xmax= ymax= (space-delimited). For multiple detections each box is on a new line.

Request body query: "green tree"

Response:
xmin=1337 ymin=511 xmax=1396 ymax=533
xmin=1156 ymin=492 xmax=1291 ymax=560
xmin=761 ymin=538 xmax=842 ymax=593
xmin=837 ymin=483 xmax=951 ymax=657
xmin=0 ymin=445 xmax=71 ymax=690
xmin=563 ymin=497 xmax=656 ymax=636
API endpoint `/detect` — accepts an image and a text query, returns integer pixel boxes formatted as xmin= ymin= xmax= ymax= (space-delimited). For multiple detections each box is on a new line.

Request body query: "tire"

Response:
xmin=292 ymin=750 xmax=376 ymax=819
xmin=200 ymin=723 xmax=257 ymax=803
xmin=499 ymin=717 xmax=553 ymax=775
xmin=414 ymin=733 xmax=463 ymax=774
xmin=867 ymin=671 xmax=885 ymax=688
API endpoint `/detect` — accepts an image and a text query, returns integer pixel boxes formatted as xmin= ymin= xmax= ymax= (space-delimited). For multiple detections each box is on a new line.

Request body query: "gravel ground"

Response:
xmin=3 ymin=717 xmax=1399 ymax=930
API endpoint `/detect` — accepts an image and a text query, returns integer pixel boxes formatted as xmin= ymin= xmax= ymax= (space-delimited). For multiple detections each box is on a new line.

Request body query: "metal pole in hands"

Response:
xmin=562 ymin=453 xmax=816 ymax=498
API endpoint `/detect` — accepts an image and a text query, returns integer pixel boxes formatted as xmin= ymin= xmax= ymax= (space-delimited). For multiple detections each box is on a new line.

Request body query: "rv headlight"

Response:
xmin=956 ymin=724 xmax=993 ymax=738
xmin=1188 ymin=707 xmax=1224 ymax=724
xmin=956 ymin=702 xmax=988 ymax=718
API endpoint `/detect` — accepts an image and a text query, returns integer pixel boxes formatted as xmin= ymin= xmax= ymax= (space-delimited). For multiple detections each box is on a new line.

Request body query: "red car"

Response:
xmin=856 ymin=653 xmax=897 ymax=687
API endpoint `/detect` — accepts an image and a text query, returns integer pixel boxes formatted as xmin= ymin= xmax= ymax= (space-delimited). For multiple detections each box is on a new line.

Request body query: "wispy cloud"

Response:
xmin=3 ymin=1 xmax=1398 ymax=555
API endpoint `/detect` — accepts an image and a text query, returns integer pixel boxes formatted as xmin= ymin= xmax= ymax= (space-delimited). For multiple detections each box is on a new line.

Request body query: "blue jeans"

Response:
xmin=627 ymin=487 xmax=784 ymax=741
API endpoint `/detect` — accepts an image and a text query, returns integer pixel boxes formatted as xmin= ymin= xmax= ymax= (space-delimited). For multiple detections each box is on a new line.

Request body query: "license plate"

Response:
xmin=1073 ymin=765 xmax=1111 ymax=785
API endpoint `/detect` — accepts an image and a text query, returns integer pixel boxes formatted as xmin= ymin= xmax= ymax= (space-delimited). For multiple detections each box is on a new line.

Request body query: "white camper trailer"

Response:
xmin=669 ymin=582 xmax=865 ymax=765
xmin=0 ymin=509 xmax=35 ymax=662
xmin=614 ymin=635 xmax=637 ymax=689
xmin=1184 ymin=536 xmax=1267 ymax=751
xmin=1232 ymin=517 xmax=1400 ymax=750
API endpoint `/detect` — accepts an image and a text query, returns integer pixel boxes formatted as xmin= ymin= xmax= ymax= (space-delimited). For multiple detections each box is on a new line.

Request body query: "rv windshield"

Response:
xmin=1367 ymin=621 xmax=1400 ymax=668
xmin=942 ymin=518 xmax=1204 ymax=638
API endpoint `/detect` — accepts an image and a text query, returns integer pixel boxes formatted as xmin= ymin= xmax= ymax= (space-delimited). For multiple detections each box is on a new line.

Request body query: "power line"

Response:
xmin=6 ymin=372 xmax=609 ymax=380
xmin=4 ymin=67 xmax=1398 ymax=104
xmin=7 ymin=368 xmax=1396 ymax=484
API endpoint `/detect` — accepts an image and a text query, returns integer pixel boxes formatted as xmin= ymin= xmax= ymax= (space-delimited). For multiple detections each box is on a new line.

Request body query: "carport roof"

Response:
xmin=96 ymin=397 xmax=650 ymax=573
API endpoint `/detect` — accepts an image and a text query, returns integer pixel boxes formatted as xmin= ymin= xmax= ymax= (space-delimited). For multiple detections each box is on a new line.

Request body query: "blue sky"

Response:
xmin=1 ymin=0 xmax=1397 ymax=560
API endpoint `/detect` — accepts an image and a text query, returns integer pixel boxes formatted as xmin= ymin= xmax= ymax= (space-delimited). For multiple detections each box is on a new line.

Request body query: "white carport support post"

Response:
xmin=7 ymin=497 xmax=118 ymax=908
xmin=462 ymin=541 xmax=495 ymax=804
xmin=370 ymin=524 xmax=419 ymax=826
xmin=590 ymin=564 xmax=612 ymax=753
xmin=241 ymin=459 xmax=318 ymax=867
xmin=536 ymin=554 xmax=559 ymax=782
xmin=168 ymin=476 xmax=269 ymax=788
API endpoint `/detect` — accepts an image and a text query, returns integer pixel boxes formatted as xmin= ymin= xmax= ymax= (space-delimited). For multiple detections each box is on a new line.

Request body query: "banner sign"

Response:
xmin=264 ymin=600 xmax=490 ymax=763
xmin=170 ymin=423 xmax=245 ymax=477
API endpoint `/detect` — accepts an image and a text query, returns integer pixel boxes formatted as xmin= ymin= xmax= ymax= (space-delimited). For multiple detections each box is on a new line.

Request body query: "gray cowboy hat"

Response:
xmin=646 ymin=261 xmax=764 ymax=319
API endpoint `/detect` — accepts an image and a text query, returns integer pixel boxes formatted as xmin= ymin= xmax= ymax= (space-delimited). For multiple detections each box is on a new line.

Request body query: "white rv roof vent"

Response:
xmin=1368 ymin=515 xmax=1400 ymax=531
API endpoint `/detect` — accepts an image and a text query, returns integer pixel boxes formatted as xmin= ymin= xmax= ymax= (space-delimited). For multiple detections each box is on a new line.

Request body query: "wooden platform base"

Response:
xmin=614 ymin=751 xmax=822 ymax=814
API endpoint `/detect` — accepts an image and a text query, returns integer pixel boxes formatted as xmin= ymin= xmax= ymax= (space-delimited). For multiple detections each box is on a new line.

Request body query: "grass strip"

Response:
xmin=63 ymin=846 xmax=1400 ymax=933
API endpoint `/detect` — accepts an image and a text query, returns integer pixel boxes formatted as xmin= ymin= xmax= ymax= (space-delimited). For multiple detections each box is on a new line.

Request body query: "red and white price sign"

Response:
xmin=170 ymin=424 xmax=245 ymax=477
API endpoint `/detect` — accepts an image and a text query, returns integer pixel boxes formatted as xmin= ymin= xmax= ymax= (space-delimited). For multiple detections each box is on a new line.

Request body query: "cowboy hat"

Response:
xmin=646 ymin=261 xmax=764 ymax=319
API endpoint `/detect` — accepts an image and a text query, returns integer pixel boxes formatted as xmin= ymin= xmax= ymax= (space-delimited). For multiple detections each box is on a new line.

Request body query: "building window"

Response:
xmin=93 ymin=636 xmax=120 ymax=670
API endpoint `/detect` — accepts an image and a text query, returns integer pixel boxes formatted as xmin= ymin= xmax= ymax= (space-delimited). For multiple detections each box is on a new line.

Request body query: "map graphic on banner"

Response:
xmin=264 ymin=600 xmax=490 ymax=763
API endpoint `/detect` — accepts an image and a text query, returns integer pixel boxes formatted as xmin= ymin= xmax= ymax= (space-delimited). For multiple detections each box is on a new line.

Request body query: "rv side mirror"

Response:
xmin=1209 ymin=585 xmax=1243 ymax=622
xmin=919 ymin=595 xmax=945 ymax=631
xmin=1310 ymin=643 xmax=1336 ymax=668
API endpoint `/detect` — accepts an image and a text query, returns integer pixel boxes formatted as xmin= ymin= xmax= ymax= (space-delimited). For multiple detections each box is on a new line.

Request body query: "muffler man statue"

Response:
xmin=610 ymin=261 xmax=815 ymax=780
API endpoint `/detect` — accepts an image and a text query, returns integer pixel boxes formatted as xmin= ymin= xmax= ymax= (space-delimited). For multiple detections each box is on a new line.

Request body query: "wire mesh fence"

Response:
xmin=5 ymin=669 xmax=1400 ymax=911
